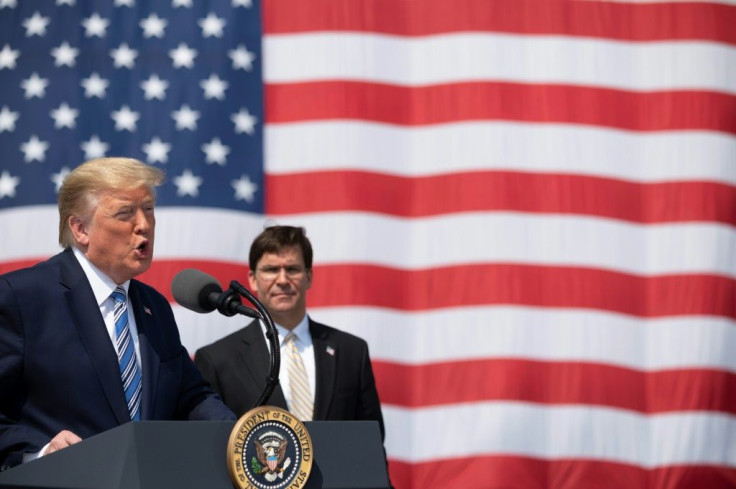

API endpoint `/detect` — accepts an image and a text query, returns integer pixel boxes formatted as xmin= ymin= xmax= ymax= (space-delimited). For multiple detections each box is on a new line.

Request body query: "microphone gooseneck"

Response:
xmin=229 ymin=280 xmax=280 ymax=408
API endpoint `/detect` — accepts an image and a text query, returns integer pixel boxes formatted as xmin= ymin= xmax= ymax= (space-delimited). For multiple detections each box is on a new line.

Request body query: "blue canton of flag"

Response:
xmin=0 ymin=0 xmax=262 ymax=212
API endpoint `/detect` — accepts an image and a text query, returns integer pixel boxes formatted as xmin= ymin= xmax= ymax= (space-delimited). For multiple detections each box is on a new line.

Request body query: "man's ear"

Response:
xmin=68 ymin=216 xmax=90 ymax=247
xmin=248 ymin=270 xmax=257 ymax=291
xmin=304 ymin=268 xmax=313 ymax=291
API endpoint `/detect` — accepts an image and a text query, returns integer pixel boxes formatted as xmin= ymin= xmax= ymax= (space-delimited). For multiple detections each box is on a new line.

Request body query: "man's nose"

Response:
xmin=134 ymin=209 xmax=152 ymax=233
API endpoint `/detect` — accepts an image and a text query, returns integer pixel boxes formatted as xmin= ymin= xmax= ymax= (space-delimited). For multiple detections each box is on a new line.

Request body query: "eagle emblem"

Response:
xmin=227 ymin=407 xmax=312 ymax=489
xmin=252 ymin=432 xmax=291 ymax=482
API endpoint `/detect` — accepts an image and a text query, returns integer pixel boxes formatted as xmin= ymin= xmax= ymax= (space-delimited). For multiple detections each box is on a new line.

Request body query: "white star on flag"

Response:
xmin=0 ymin=106 xmax=19 ymax=132
xmin=199 ymin=13 xmax=226 ymax=38
xmin=50 ymin=103 xmax=79 ymax=129
xmin=0 ymin=171 xmax=20 ymax=199
xmin=140 ymin=74 xmax=169 ymax=100
xmin=110 ymin=43 xmax=137 ymax=68
xmin=81 ymin=72 xmax=109 ymax=98
xmin=21 ymin=135 xmax=49 ymax=163
xmin=169 ymin=43 xmax=197 ymax=69
xmin=142 ymin=137 xmax=171 ymax=164
xmin=111 ymin=105 xmax=140 ymax=131
xmin=80 ymin=135 xmax=109 ymax=160
xmin=21 ymin=73 xmax=49 ymax=99
xmin=23 ymin=12 xmax=50 ymax=37
xmin=0 ymin=45 xmax=20 ymax=69
xmin=232 ymin=108 xmax=257 ymax=135
xmin=173 ymin=169 xmax=203 ymax=197
xmin=51 ymin=42 xmax=79 ymax=67
xmin=231 ymin=175 xmax=257 ymax=202
xmin=171 ymin=105 xmax=200 ymax=131
xmin=200 ymin=74 xmax=228 ymax=100
xmin=228 ymin=45 xmax=255 ymax=71
xmin=140 ymin=13 xmax=167 ymax=38
xmin=202 ymin=137 xmax=230 ymax=165
xmin=82 ymin=13 xmax=109 ymax=38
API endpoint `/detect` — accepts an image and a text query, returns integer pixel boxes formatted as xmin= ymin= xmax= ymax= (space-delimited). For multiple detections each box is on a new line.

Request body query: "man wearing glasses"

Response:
xmin=193 ymin=225 xmax=386 ymax=442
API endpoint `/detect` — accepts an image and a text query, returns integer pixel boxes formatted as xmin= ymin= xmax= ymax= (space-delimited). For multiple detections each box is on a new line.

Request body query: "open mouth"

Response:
xmin=136 ymin=241 xmax=149 ymax=254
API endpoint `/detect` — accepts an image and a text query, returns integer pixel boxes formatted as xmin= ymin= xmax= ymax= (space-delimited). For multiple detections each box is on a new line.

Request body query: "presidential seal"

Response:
xmin=227 ymin=406 xmax=313 ymax=489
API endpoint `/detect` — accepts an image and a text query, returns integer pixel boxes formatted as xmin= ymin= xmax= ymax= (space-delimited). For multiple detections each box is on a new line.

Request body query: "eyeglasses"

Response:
xmin=256 ymin=265 xmax=306 ymax=280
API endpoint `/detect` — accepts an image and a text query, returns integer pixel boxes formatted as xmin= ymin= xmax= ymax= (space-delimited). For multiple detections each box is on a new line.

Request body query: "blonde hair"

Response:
xmin=58 ymin=157 xmax=165 ymax=248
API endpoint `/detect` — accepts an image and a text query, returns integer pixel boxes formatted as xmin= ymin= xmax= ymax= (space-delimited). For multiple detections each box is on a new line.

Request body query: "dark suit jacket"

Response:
xmin=0 ymin=249 xmax=235 ymax=470
xmin=194 ymin=318 xmax=386 ymax=439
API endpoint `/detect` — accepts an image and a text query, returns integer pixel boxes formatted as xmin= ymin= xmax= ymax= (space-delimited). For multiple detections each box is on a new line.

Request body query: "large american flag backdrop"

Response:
xmin=1 ymin=0 xmax=735 ymax=488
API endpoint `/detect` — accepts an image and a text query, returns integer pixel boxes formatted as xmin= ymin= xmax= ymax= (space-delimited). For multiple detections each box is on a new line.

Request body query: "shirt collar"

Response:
xmin=271 ymin=314 xmax=310 ymax=347
xmin=72 ymin=247 xmax=130 ymax=306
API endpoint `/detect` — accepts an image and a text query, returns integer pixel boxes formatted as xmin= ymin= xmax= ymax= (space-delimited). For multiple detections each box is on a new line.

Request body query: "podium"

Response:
xmin=0 ymin=421 xmax=390 ymax=489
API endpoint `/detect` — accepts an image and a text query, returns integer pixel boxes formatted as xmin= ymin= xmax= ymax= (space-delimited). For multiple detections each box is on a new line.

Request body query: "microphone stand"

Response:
xmin=228 ymin=280 xmax=280 ymax=408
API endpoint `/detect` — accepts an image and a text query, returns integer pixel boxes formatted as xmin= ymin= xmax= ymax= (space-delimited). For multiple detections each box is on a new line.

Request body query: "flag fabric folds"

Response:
xmin=1 ymin=1 xmax=736 ymax=488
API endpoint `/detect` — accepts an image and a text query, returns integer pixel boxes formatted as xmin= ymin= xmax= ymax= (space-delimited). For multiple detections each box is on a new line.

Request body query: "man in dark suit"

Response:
xmin=0 ymin=157 xmax=235 ymax=471
xmin=193 ymin=226 xmax=386 ymax=439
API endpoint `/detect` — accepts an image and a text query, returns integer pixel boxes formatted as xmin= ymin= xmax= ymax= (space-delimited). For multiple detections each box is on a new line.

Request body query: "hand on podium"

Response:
xmin=45 ymin=430 xmax=82 ymax=456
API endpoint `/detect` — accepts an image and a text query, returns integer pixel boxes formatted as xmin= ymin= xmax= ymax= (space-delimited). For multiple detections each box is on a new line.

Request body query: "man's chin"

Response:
xmin=267 ymin=301 xmax=297 ymax=313
xmin=128 ymin=261 xmax=152 ymax=279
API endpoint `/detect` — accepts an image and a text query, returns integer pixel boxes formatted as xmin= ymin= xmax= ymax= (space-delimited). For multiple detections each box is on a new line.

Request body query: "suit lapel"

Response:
xmin=60 ymin=250 xmax=131 ymax=425
xmin=310 ymin=320 xmax=337 ymax=420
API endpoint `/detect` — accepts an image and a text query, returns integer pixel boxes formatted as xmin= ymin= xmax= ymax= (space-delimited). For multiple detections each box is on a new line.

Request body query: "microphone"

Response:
xmin=171 ymin=268 xmax=261 ymax=320
xmin=174 ymin=269 xmax=280 ymax=407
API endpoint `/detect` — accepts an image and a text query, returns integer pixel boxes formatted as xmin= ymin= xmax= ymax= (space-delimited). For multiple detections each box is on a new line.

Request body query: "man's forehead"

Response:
xmin=99 ymin=186 xmax=154 ymax=203
xmin=258 ymin=247 xmax=303 ymax=264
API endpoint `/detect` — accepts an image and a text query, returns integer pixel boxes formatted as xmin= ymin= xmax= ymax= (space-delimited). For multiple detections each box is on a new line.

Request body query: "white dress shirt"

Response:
xmin=72 ymin=247 xmax=142 ymax=368
xmin=260 ymin=315 xmax=316 ymax=409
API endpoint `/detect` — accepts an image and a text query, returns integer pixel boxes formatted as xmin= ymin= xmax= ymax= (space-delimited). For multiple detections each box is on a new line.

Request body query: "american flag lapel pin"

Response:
xmin=326 ymin=346 xmax=335 ymax=356
xmin=144 ymin=306 xmax=152 ymax=316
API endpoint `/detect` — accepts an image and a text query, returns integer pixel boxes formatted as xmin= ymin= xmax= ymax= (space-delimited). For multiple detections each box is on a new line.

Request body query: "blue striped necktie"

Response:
xmin=111 ymin=286 xmax=142 ymax=421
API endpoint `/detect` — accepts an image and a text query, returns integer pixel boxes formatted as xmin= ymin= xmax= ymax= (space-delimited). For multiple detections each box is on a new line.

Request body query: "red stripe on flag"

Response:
xmin=388 ymin=457 xmax=736 ymax=489
xmin=4 ymin=260 xmax=731 ymax=319
xmin=135 ymin=261 xmax=734 ymax=318
xmin=266 ymin=82 xmax=736 ymax=134
xmin=373 ymin=359 xmax=736 ymax=414
xmin=266 ymin=171 xmax=736 ymax=225
xmin=0 ymin=259 xmax=45 ymax=276
xmin=139 ymin=260 xmax=251 ymax=297
xmin=264 ymin=0 xmax=736 ymax=44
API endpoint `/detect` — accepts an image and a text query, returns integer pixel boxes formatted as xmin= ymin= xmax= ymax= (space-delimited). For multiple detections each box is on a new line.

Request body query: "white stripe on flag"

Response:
xmin=265 ymin=33 xmax=736 ymax=94
xmin=265 ymin=122 xmax=736 ymax=184
xmin=383 ymin=402 xmax=736 ymax=467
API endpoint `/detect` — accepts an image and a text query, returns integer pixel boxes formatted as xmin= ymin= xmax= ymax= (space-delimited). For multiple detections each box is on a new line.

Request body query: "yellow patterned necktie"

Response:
xmin=284 ymin=332 xmax=313 ymax=421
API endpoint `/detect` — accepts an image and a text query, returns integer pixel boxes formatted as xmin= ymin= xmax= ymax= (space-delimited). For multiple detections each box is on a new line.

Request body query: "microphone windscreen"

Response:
xmin=171 ymin=268 xmax=222 ymax=313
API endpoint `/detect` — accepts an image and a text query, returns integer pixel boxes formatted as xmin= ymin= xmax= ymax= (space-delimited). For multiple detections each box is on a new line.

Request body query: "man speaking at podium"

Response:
xmin=194 ymin=226 xmax=387 ymax=440
xmin=0 ymin=157 xmax=235 ymax=471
